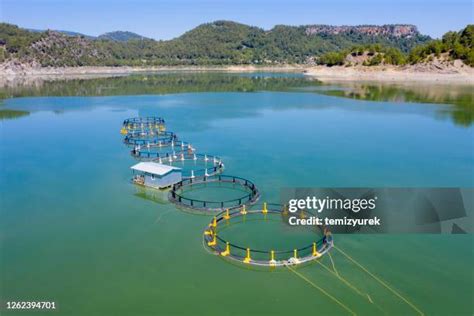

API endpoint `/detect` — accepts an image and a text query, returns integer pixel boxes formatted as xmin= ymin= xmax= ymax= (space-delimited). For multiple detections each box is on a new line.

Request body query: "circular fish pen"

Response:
xmin=131 ymin=141 xmax=195 ymax=161
xmin=169 ymin=175 xmax=260 ymax=212
xmin=121 ymin=116 xmax=166 ymax=134
xmin=124 ymin=131 xmax=176 ymax=146
xmin=166 ymin=153 xmax=224 ymax=178
xmin=203 ymin=203 xmax=333 ymax=267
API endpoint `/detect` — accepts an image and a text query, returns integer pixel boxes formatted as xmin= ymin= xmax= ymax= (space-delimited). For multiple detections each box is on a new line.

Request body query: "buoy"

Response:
xmin=262 ymin=202 xmax=268 ymax=214
xmin=211 ymin=216 xmax=217 ymax=228
xmin=220 ymin=242 xmax=230 ymax=257
xmin=204 ymin=155 xmax=208 ymax=161
xmin=312 ymin=242 xmax=319 ymax=257
xmin=223 ymin=209 xmax=230 ymax=220
xmin=243 ymin=248 xmax=251 ymax=263
xmin=269 ymin=250 xmax=277 ymax=266
xmin=240 ymin=205 xmax=247 ymax=215
xmin=207 ymin=234 xmax=217 ymax=247
xmin=190 ymin=170 xmax=195 ymax=179
xmin=292 ymin=249 xmax=300 ymax=264
xmin=193 ymin=154 xmax=197 ymax=161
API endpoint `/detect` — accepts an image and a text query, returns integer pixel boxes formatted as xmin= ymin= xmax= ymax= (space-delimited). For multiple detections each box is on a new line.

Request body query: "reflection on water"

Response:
xmin=312 ymin=82 xmax=474 ymax=126
xmin=0 ymin=72 xmax=473 ymax=126
xmin=133 ymin=186 xmax=169 ymax=205
xmin=0 ymin=72 xmax=320 ymax=98
xmin=0 ymin=109 xmax=29 ymax=120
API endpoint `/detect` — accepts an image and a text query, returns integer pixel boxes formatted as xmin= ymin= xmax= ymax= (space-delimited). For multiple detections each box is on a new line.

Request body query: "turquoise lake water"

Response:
xmin=0 ymin=73 xmax=473 ymax=315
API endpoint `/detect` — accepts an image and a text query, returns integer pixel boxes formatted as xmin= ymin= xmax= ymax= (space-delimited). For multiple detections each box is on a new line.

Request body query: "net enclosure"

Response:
xmin=124 ymin=131 xmax=176 ymax=146
xmin=130 ymin=141 xmax=195 ymax=160
xmin=121 ymin=116 xmax=166 ymax=135
xmin=165 ymin=153 xmax=224 ymax=178
xmin=169 ymin=175 xmax=260 ymax=212
xmin=203 ymin=203 xmax=333 ymax=267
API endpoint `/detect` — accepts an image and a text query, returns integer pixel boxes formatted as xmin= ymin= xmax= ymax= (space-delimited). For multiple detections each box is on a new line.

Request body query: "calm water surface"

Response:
xmin=1 ymin=73 xmax=473 ymax=315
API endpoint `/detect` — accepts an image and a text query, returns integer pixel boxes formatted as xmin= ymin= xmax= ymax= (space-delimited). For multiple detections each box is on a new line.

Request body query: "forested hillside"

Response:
xmin=1 ymin=20 xmax=464 ymax=67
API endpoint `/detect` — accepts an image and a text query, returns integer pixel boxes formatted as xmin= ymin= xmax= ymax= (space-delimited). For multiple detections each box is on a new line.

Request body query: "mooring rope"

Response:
xmin=154 ymin=209 xmax=174 ymax=225
xmin=316 ymin=260 xmax=387 ymax=315
xmin=285 ymin=265 xmax=357 ymax=316
xmin=328 ymin=252 xmax=339 ymax=276
xmin=334 ymin=246 xmax=424 ymax=316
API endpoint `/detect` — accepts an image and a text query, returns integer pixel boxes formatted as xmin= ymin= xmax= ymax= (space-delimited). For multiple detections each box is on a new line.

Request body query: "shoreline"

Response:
xmin=0 ymin=65 xmax=306 ymax=77
xmin=1 ymin=63 xmax=473 ymax=85
xmin=303 ymin=65 xmax=474 ymax=85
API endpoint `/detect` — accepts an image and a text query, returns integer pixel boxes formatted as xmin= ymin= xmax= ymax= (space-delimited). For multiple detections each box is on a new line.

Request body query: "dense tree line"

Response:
xmin=317 ymin=25 xmax=473 ymax=66
xmin=318 ymin=44 xmax=406 ymax=66
xmin=407 ymin=25 xmax=473 ymax=65
xmin=1 ymin=21 xmax=471 ymax=67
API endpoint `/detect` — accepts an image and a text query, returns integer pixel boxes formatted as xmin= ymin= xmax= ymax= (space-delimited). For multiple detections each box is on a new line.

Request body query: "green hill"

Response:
xmin=98 ymin=31 xmax=148 ymax=42
xmin=0 ymin=20 xmax=436 ymax=66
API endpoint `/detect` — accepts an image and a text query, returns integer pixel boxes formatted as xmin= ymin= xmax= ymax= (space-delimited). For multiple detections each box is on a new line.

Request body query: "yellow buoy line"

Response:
xmin=203 ymin=203 xmax=334 ymax=267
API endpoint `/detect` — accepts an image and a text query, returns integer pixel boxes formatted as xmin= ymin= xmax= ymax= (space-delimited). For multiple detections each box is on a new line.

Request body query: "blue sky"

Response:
xmin=1 ymin=0 xmax=472 ymax=39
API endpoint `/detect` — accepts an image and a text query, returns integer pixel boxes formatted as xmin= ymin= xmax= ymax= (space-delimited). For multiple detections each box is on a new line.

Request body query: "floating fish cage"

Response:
xmin=121 ymin=117 xmax=166 ymax=134
xmin=203 ymin=203 xmax=333 ymax=267
xmin=124 ymin=131 xmax=176 ymax=146
xmin=125 ymin=128 xmax=170 ymax=138
xmin=169 ymin=175 xmax=260 ymax=213
xmin=133 ymin=152 xmax=223 ymax=178
xmin=131 ymin=141 xmax=195 ymax=161
xmin=121 ymin=117 xmax=333 ymax=269
xmin=166 ymin=153 xmax=224 ymax=179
